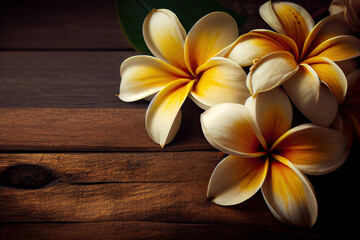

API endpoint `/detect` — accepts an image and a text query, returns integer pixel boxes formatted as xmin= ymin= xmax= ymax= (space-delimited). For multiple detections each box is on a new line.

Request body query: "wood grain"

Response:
xmin=0 ymin=0 xmax=132 ymax=50
xmin=0 ymin=221 xmax=318 ymax=240
xmin=0 ymin=1 xmax=354 ymax=239
xmin=0 ymin=107 xmax=209 ymax=151
xmin=0 ymin=152 xmax=225 ymax=183
xmin=0 ymin=51 xmax=136 ymax=108
xmin=0 ymin=51 xmax=211 ymax=151
xmin=0 ymin=152 xmax=323 ymax=239
xmin=0 ymin=151 xmax=358 ymax=238
xmin=0 ymin=0 xmax=331 ymax=50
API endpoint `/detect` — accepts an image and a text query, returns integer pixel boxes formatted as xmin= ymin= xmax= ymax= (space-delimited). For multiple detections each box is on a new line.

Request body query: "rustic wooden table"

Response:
xmin=0 ymin=0 xmax=358 ymax=239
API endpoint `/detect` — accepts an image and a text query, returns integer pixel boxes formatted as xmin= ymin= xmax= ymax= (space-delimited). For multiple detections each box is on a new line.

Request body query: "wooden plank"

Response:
xmin=0 ymin=51 xmax=137 ymax=108
xmin=1 ymin=152 xmax=359 ymax=238
xmin=0 ymin=152 xmax=325 ymax=238
xmin=0 ymin=221 xmax=320 ymax=240
xmin=0 ymin=0 xmax=132 ymax=50
xmin=0 ymin=0 xmax=331 ymax=50
xmin=0 ymin=51 xmax=210 ymax=151
xmin=0 ymin=107 xmax=209 ymax=151
xmin=0 ymin=152 xmax=225 ymax=183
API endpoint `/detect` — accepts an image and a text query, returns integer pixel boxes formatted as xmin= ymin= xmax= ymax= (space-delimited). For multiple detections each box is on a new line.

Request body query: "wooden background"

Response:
xmin=0 ymin=0 xmax=359 ymax=239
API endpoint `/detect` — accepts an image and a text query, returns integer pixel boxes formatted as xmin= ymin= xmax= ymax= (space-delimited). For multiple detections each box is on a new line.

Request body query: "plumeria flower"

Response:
xmin=201 ymin=88 xmax=347 ymax=227
xmin=329 ymin=0 xmax=360 ymax=32
xmin=225 ymin=1 xmax=360 ymax=127
xmin=333 ymin=68 xmax=360 ymax=149
xmin=119 ymin=9 xmax=249 ymax=147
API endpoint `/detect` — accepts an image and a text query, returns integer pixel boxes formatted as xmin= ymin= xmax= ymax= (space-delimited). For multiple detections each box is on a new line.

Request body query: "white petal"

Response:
xmin=201 ymin=103 xmax=266 ymax=157
xmin=120 ymin=56 xmax=191 ymax=102
xmin=272 ymin=123 xmax=348 ymax=175
xmin=145 ymin=79 xmax=194 ymax=147
xmin=208 ymin=155 xmax=269 ymax=206
xmin=283 ymin=63 xmax=338 ymax=127
xmin=245 ymin=88 xmax=292 ymax=148
xmin=184 ymin=12 xmax=239 ymax=75
xmin=247 ymin=51 xmax=298 ymax=96
xmin=143 ymin=9 xmax=187 ymax=70
xmin=262 ymin=156 xmax=318 ymax=228
xmin=190 ymin=57 xmax=249 ymax=109
xmin=259 ymin=1 xmax=314 ymax=49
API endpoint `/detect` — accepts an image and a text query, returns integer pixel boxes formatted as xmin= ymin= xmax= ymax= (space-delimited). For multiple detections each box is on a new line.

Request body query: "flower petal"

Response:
xmin=145 ymin=79 xmax=194 ymax=147
xmin=262 ymin=156 xmax=317 ymax=228
xmin=302 ymin=14 xmax=353 ymax=58
xmin=334 ymin=110 xmax=355 ymax=151
xmin=343 ymin=109 xmax=360 ymax=143
xmin=189 ymin=57 xmax=249 ymax=110
xmin=344 ymin=69 xmax=360 ymax=103
xmin=342 ymin=71 xmax=360 ymax=142
xmin=329 ymin=0 xmax=360 ymax=32
xmin=226 ymin=29 xmax=298 ymax=66
xmin=304 ymin=57 xmax=347 ymax=103
xmin=272 ymin=123 xmax=348 ymax=175
xmin=245 ymin=88 xmax=292 ymax=148
xmin=335 ymin=58 xmax=359 ymax=77
xmin=306 ymin=35 xmax=360 ymax=61
xmin=143 ymin=9 xmax=187 ymax=71
xmin=201 ymin=103 xmax=266 ymax=157
xmin=184 ymin=12 xmax=238 ymax=75
xmin=119 ymin=56 xmax=191 ymax=102
xmin=283 ymin=63 xmax=338 ymax=127
xmin=329 ymin=0 xmax=346 ymax=15
xmin=247 ymin=51 xmax=298 ymax=96
xmin=259 ymin=1 xmax=314 ymax=50
xmin=208 ymin=155 xmax=269 ymax=206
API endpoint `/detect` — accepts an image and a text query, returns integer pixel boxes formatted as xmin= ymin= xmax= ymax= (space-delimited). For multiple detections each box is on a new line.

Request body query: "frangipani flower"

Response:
xmin=119 ymin=9 xmax=249 ymax=147
xmin=333 ymin=69 xmax=360 ymax=149
xmin=329 ymin=0 xmax=360 ymax=32
xmin=201 ymin=88 xmax=347 ymax=227
xmin=226 ymin=1 xmax=360 ymax=127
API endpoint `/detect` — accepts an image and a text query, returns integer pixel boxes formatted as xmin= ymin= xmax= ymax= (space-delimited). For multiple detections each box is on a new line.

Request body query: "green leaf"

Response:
xmin=116 ymin=0 xmax=246 ymax=54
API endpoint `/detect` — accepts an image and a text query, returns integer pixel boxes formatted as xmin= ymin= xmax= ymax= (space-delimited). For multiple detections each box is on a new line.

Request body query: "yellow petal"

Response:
xmin=259 ymin=1 xmax=314 ymax=50
xmin=226 ymin=29 xmax=299 ymax=66
xmin=272 ymin=123 xmax=348 ymax=175
xmin=120 ymin=56 xmax=191 ymax=102
xmin=306 ymin=35 xmax=360 ymax=61
xmin=190 ymin=57 xmax=249 ymax=110
xmin=304 ymin=57 xmax=347 ymax=103
xmin=245 ymin=88 xmax=292 ymax=148
xmin=208 ymin=155 xmax=269 ymax=206
xmin=201 ymin=103 xmax=266 ymax=157
xmin=302 ymin=14 xmax=353 ymax=59
xmin=262 ymin=156 xmax=317 ymax=228
xmin=247 ymin=51 xmax=298 ymax=96
xmin=184 ymin=12 xmax=238 ymax=75
xmin=283 ymin=63 xmax=338 ymax=127
xmin=145 ymin=79 xmax=194 ymax=147
xmin=143 ymin=9 xmax=187 ymax=71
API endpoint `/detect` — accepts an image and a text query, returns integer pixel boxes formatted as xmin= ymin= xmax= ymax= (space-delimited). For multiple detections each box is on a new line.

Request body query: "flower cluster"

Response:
xmin=119 ymin=1 xmax=360 ymax=227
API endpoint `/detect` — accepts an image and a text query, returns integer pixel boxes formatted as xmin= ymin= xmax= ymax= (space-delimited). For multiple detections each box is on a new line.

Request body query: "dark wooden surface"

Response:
xmin=0 ymin=0 xmax=358 ymax=239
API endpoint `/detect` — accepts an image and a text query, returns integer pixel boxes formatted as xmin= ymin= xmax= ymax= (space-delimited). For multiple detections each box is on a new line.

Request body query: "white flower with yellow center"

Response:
xmin=226 ymin=1 xmax=360 ymax=127
xmin=119 ymin=9 xmax=249 ymax=147
xmin=201 ymin=88 xmax=348 ymax=227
